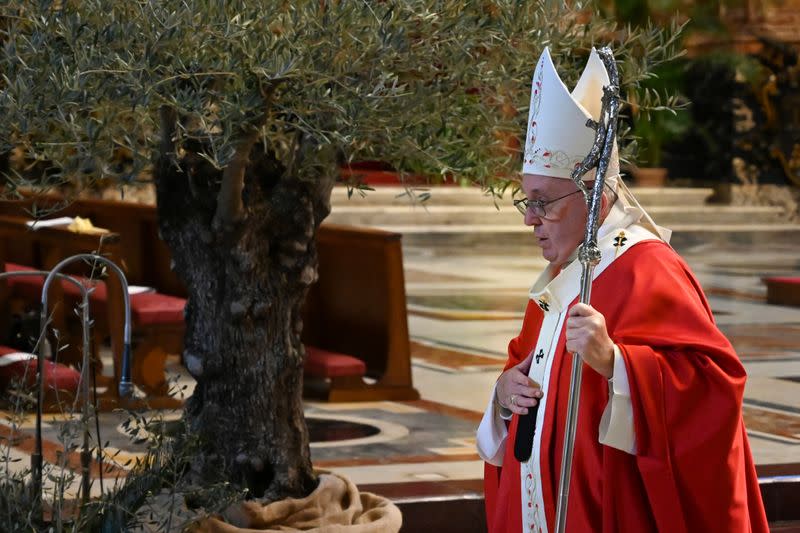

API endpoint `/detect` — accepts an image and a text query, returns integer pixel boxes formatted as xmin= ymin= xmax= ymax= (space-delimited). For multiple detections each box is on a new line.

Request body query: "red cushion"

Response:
xmin=63 ymin=278 xmax=106 ymax=300
xmin=3 ymin=262 xmax=105 ymax=302
xmin=0 ymin=346 xmax=81 ymax=392
xmin=4 ymin=262 xmax=35 ymax=275
xmin=66 ymin=282 xmax=186 ymax=326
xmin=304 ymin=346 xmax=366 ymax=378
xmin=81 ymin=288 xmax=186 ymax=326
xmin=65 ymin=282 xmax=185 ymax=326
xmin=0 ymin=345 xmax=16 ymax=356
xmin=129 ymin=293 xmax=186 ymax=326
xmin=4 ymin=263 xmax=186 ymax=327
xmin=763 ymin=277 xmax=800 ymax=285
xmin=3 ymin=263 xmax=43 ymax=299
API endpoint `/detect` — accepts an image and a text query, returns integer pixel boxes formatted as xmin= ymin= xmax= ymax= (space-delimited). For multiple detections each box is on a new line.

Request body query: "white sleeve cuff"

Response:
xmin=476 ymin=381 xmax=509 ymax=466
xmin=598 ymin=345 xmax=637 ymax=454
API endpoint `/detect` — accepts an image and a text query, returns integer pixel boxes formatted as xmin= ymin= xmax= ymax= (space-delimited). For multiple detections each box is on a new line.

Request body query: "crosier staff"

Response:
xmin=554 ymin=46 xmax=620 ymax=533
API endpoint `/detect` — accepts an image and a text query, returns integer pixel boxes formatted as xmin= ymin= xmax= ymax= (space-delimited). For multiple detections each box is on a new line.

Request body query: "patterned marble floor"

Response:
xmin=1 ymin=236 xmax=799 ymax=516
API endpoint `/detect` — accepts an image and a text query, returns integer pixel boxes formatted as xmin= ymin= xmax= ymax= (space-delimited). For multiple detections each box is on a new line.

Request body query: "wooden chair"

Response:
xmin=0 ymin=215 xmax=181 ymax=410
xmin=0 ymin=215 xmax=120 ymax=409
xmin=0 ymin=198 xmax=421 ymax=403
xmin=302 ymin=224 xmax=419 ymax=402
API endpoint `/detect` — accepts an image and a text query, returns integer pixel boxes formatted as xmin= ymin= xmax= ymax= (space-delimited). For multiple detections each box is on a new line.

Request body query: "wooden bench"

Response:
xmin=28 ymin=199 xmax=188 ymax=404
xmin=0 ymin=216 xmax=125 ymax=409
xmin=0 ymin=344 xmax=82 ymax=404
xmin=0 ymin=214 xmax=121 ymax=360
xmin=302 ymin=224 xmax=419 ymax=401
xmin=0 ymin=196 xmax=419 ymax=402
xmin=764 ymin=277 xmax=800 ymax=307
xmin=304 ymin=346 xmax=367 ymax=385
xmin=0 ymin=215 xmax=182 ymax=409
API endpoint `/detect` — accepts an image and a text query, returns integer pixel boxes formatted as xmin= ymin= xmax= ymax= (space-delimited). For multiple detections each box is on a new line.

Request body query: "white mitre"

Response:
xmin=523 ymin=47 xmax=619 ymax=182
xmin=523 ymin=47 xmax=671 ymax=242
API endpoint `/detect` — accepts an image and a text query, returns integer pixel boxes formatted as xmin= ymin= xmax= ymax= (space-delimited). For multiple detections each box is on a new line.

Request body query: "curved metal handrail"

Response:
xmin=0 ymin=269 xmax=92 ymax=511
xmin=40 ymin=255 xmax=132 ymax=516
xmin=0 ymin=254 xmax=133 ymax=518
xmin=41 ymin=254 xmax=132 ymax=395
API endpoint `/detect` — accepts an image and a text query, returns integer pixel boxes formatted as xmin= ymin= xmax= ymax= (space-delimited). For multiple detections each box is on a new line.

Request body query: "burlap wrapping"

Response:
xmin=192 ymin=473 xmax=402 ymax=533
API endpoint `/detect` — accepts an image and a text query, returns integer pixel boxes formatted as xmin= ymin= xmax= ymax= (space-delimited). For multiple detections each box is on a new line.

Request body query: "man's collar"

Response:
xmin=528 ymin=194 xmax=652 ymax=313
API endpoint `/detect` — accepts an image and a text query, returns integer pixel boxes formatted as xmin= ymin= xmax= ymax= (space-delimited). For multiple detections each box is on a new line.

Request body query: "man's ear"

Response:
xmin=599 ymin=186 xmax=612 ymax=219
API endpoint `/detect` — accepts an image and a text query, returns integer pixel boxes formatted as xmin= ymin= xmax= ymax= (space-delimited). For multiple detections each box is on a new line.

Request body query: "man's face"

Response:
xmin=521 ymin=173 xmax=588 ymax=266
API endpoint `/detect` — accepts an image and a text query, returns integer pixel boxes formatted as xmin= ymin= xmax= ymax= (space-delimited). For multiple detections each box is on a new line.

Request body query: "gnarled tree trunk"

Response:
xmin=154 ymin=132 xmax=336 ymax=500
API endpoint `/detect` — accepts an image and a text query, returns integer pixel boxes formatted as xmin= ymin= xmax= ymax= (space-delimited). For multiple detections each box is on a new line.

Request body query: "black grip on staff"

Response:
xmin=514 ymin=402 xmax=540 ymax=462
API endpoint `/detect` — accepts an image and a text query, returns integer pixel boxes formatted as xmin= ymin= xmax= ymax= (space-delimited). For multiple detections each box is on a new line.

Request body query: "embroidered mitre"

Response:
xmin=522 ymin=47 xmax=620 ymax=182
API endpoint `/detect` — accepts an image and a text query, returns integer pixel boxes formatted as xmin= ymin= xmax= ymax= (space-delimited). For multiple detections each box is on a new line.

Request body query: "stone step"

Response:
xmin=367 ymin=223 xmax=800 ymax=253
xmin=331 ymin=185 xmax=713 ymax=207
xmin=327 ymin=204 xmax=787 ymax=227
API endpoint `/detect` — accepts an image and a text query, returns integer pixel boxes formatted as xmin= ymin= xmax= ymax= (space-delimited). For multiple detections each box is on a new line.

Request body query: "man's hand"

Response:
xmin=496 ymin=351 xmax=543 ymax=415
xmin=566 ymin=303 xmax=614 ymax=379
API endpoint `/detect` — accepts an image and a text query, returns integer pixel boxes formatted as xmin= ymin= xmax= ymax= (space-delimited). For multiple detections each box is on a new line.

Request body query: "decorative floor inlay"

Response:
xmin=314 ymin=452 xmax=480 ymax=469
xmin=305 ymin=402 xmax=479 ymax=465
xmin=308 ymin=417 xmax=381 ymax=443
xmin=407 ymin=306 xmax=523 ymax=321
xmin=411 ymin=340 xmax=505 ymax=372
xmin=407 ymin=293 xmax=528 ymax=313
xmin=704 ymin=286 xmax=767 ymax=302
xmin=709 ymin=262 xmax=800 ymax=276
xmin=1 ymin=397 xmax=483 ymax=491
xmin=721 ymin=324 xmax=800 ymax=356
xmin=743 ymin=406 xmax=800 ymax=443
xmin=407 ymin=400 xmax=484 ymax=423
xmin=404 ymin=269 xmax=483 ymax=283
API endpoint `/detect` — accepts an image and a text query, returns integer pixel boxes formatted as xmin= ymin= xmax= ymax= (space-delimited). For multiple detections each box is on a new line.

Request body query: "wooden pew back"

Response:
xmin=0 ymin=195 xmax=419 ymax=401
xmin=303 ymin=224 xmax=418 ymax=401
xmin=0 ymin=197 xmax=185 ymax=296
xmin=0 ymin=214 xmax=125 ymax=371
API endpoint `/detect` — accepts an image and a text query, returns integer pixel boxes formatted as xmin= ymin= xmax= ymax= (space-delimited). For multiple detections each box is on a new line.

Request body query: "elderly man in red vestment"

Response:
xmin=476 ymin=47 xmax=770 ymax=532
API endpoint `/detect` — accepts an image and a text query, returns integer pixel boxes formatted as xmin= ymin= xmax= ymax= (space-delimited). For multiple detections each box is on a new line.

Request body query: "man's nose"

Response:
xmin=524 ymin=209 xmax=542 ymax=226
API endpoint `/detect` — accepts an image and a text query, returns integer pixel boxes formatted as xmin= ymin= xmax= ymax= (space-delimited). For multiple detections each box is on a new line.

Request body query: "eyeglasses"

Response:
xmin=513 ymin=189 xmax=585 ymax=218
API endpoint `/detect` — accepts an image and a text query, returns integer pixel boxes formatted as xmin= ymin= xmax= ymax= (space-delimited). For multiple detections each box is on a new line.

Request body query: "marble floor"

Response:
xmin=1 ymin=234 xmax=799 ymax=526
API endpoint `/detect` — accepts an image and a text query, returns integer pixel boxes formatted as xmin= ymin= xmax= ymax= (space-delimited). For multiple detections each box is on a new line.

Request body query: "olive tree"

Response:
xmin=0 ymin=0 xmax=682 ymax=502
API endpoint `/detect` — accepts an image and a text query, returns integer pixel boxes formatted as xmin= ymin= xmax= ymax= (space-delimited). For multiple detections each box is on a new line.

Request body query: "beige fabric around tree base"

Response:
xmin=192 ymin=473 xmax=402 ymax=533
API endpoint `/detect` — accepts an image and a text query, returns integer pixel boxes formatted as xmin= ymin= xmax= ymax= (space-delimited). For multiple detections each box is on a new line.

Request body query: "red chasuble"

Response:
xmin=483 ymin=240 xmax=769 ymax=532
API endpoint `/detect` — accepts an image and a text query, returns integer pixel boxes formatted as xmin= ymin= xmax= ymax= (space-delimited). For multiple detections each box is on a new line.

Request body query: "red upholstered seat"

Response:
xmin=62 ymin=277 xmax=105 ymax=300
xmin=0 ymin=345 xmax=81 ymax=392
xmin=4 ymin=262 xmax=36 ymax=277
xmin=304 ymin=346 xmax=366 ymax=378
xmin=128 ymin=292 xmax=185 ymax=326
xmin=3 ymin=262 xmax=186 ymax=327
xmin=3 ymin=263 xmax=43 ymax=299
xmin=763 ymin=276 xmax=800 ymax=307
xmin=763 ymin=276 xmax=800 ymax=284
xmin=3 ymin=262 xmax=103 ymax=301
xmin=67 ymin=280 xmax=185 ymax=326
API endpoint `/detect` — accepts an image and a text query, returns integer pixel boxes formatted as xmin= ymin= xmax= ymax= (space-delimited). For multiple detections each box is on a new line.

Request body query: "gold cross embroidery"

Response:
xmin=537 ymin=296 xmax=549 ymax=312
xmin=613 ymin=230 xmax=628 ymax=257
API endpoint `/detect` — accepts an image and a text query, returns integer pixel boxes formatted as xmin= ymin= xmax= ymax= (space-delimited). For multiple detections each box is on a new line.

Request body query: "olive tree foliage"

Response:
xmin=0 ymin=0 xmax=683 ymax=502
xmin=1 ymin=1 xmax=683 ymax=197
